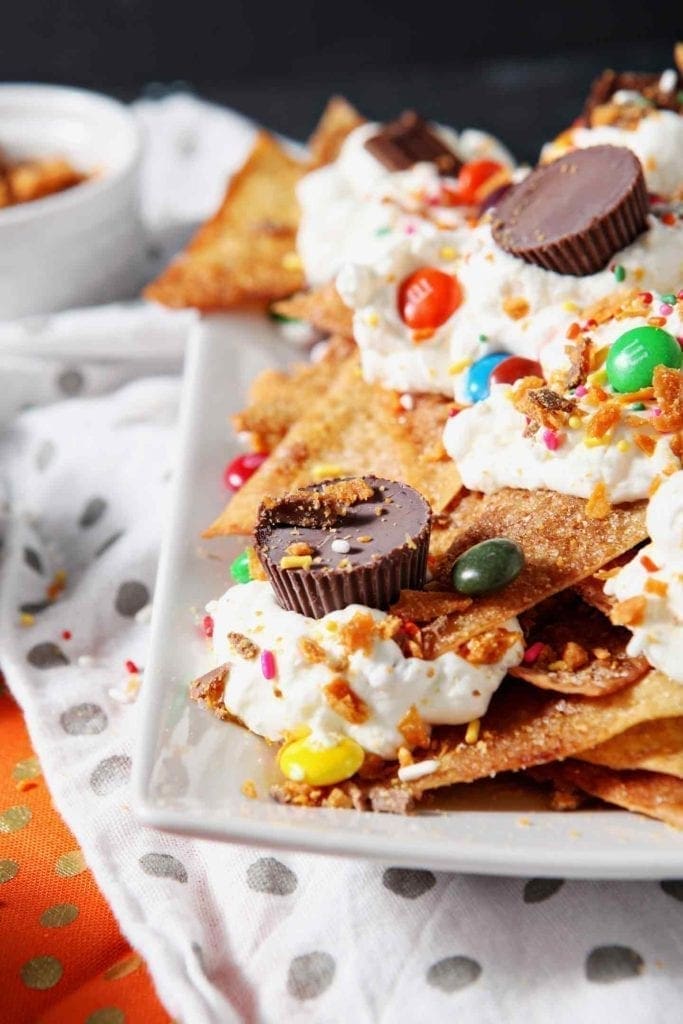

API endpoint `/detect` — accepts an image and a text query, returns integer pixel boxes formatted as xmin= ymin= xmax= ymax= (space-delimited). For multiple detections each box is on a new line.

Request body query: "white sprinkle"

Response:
xmin=613 ymin=89 xmax=650 ymax=106
xmin=659 ymin=68 xmax=678 ymax=94
xmin=280 ymin=320 xmax=320 ymax=347
xmin=310 ymin=339 xmax=330 ymax=364
xmin=397 ymin=759 xmax=441 ymax=782
xmin=77 ymin=655 xmax=96 ymax=668
xmin=331 ymin=538 xmax=351 ymax=554
xmin=135 ymin=603 xmax=153 ymax=624
xmin=399 ymin=393 xmax=415 ymax=410
xmin=108 ymin=674 xmax=141 ymax=704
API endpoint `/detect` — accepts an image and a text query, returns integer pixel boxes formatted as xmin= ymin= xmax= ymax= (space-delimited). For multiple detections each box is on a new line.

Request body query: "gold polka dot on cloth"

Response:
xmin=0 ymin=683 xmax=171 ymax=1022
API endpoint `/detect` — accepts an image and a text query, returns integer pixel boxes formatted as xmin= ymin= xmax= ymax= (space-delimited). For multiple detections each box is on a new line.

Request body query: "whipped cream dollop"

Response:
xmin=604 ymin=471 xmax=683 ymax=681
xmin=208 ymin=581 xmax=523 ymax=759
xmin=297 ymin=121 xmax=514 ymax=286
xmin=337 ymin=216 xmax=683 ymax=397
xmin=443 ymin=379 xmax=680 ymax=503
xmin=542 ymin=109 xmax=683 ymax=198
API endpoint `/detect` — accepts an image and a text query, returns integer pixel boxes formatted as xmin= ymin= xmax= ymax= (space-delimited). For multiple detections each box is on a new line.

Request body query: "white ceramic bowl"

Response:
xmin=0 ymin=83 xmax=145 ymax=319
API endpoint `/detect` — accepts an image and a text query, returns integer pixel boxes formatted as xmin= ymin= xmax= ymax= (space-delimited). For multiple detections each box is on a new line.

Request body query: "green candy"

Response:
xmin=452 ymin=538 xmax=524 ymax=596
xmin=606 ymin=325 xmax=682 ymax=393
xmin=230 ymin=550 xmax=252 ymax=584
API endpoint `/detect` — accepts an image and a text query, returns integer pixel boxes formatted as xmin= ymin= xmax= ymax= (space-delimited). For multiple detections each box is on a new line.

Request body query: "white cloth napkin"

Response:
xmin=1 ymin=92 xmax=683 ymax=1024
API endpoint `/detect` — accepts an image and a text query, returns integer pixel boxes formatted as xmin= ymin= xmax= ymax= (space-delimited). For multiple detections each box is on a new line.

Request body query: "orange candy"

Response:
xmin=397 ymin=267 xmax=462 ymax=331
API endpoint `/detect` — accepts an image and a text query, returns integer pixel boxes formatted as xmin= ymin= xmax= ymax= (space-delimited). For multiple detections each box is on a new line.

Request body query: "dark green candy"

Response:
xmin=230 ymin=550 xmax=252 ymax=584
xmin=606 ymin=325 xmax=682 ymax=393
xmin=452 ymin=538 xmax=525 ymax=596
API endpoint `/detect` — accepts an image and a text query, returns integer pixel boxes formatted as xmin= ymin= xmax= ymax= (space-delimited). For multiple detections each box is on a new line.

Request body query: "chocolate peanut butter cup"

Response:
xmin=491 ymin=145 xmax=648 ymax=276
xmin=255 ymin=476 xmax=431 ymax=618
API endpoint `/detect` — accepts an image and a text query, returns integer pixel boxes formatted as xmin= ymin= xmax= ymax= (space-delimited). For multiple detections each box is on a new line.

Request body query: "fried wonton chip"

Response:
xmin=532 ymin=760 xmax=683 ymax=829
xmin=405 ymin=671 xmax=683 ymax=795
xmin=423 ymin=489 xmax=647 ymax=653
xmin=306 ymin=96 xmax=366 ymax=170
xmin=579 ymin=717 xmax=683 ymax=778
xmin=233 ymin=335 xmax=355 ymax=452
xmin=144 ymin=132 xmax=306 ymax=310
xmin=273 ymin=282 xmax=354 ymax=338
xmin=206 ymin=356 xmax=460 ymax=536
xmin=509 ymin=592 xmax=649 ymax=696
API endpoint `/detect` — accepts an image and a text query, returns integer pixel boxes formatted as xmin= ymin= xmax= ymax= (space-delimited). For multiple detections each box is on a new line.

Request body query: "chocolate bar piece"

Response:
xmin=364 ymin=111 xmax=462 ymax=175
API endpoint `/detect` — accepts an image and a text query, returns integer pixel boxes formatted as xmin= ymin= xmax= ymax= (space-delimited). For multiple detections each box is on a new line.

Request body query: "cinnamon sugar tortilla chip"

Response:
xmin=306 ymin=96 xmax=366 ymax=170
xmin=233 ymin=335 xmax=355 ymax=452
xmin=206 ymin=356 xmax=460 ymax=536
xmin=510 ymin=593 xmax=649 ymax=696
xmin=425 ymin=489 xmax=647 ymax=653
xmin=273 ymin=282 xmax=354 ymax=338
xmin=533 ymin=760 xmax=683 ymax=829
xmin=579 ymin=717 xmax=683 ymax=778
xmin=390 ymin=589 xmax=473 ymax=622
xmin=144 ymin=132 xmax=305 ymax=310
xmin=407 ymin=671 xmax=683 ymax=794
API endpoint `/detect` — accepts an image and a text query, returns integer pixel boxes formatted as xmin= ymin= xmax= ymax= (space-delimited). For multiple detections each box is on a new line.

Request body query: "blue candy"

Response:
xmin=464 ymin=352 xmax=509 ymax=403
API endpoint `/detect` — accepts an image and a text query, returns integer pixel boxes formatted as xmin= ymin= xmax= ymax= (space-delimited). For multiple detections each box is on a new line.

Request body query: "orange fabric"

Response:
xmin=0 ymin=678 xmax=171 ymax=1024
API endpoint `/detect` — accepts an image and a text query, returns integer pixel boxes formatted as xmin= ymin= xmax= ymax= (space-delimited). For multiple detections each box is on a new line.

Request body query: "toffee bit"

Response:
xmin=585 ymin=401 xmax=621 ymax=440
xmin=611 ymin=595 xmax=647 ymax=627
xmin=260 ymin=477 xmax=373 ymax=529
xmin=227 ymin=632 xmax=259 ymax=660
xmin=585 ymin=482 xmax=612 ymax=520
xmin=565 ymin=334 xmax=592 ymax=389
xmin=652 ymin=366 xmax=683 ymax=433
xmin=459 ymin=628 xmax=520 ymax=665
xmin=502 ymin=296 xmax=530 ymax=321
xmin=398 ymin=704 xmax=431 ymax=750
xmin=285 ymin=541 xmax=314 ymax=557
xmin=645 ymin=578 xmax=668 ymax=598
xmin=323 ymin=677 xmax=370 ymax=724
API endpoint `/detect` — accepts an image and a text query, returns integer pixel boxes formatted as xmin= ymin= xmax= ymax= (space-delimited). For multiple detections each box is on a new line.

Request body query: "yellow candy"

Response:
xmin=278 ymin=734 xmax=364 ymax=786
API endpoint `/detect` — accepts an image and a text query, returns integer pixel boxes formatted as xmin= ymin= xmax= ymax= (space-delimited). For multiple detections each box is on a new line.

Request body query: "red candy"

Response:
xmin=202 ymin=615 xmax=214 ymax=639
xmin=125 ymin=659 xmax=139 ymax=674
xmin=444 ymin=159 xmax=504 ymax=206
xmin=397 ymin=267 xmax=462 ymax=330
xmin=223 ymin=452 xmax=267 ymax=492
xmin=490 ymin=355 xmax=543 ymax=386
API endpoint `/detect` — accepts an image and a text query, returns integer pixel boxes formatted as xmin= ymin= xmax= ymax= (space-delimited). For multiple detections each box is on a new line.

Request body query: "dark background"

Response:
xmin=4 ymin=0 xmax=681 ymax=160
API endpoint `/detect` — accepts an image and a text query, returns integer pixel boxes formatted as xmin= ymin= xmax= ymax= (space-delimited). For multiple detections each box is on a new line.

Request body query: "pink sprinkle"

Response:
xmin=404 ymin=223 xmax=416 ymax=235
xmin=660 ymin=303 xmax=674 ymax=316
xmin=523 ymin=642 xmax=545 ymax=665
xmin=261 ymin=649 xmax=276 ymax=680
xmin=575 ymin=384 xmax=588 ymax=397
xmin=542 ymin=428 xmax=562 ymax=451
xmin=652 ymin=407 xmax=662 ymax=417
xmin=202 ymin=615 xmax=214 ymax=638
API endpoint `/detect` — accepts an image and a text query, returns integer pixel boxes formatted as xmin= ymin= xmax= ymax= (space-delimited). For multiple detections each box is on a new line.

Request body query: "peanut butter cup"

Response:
xmin=255 ymin=476 xmax=431 ymax=618
xmin=491 ymin=145 xmax=649 ymax=276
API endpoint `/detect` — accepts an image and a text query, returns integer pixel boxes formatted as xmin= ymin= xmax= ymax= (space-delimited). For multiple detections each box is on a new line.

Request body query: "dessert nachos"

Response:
xmin=148 ymin=48 xmax=683 ymax=826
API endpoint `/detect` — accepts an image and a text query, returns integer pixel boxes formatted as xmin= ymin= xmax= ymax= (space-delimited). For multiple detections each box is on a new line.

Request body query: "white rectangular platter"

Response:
xmin=133 ymin=314 xmax=683 ymax=878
